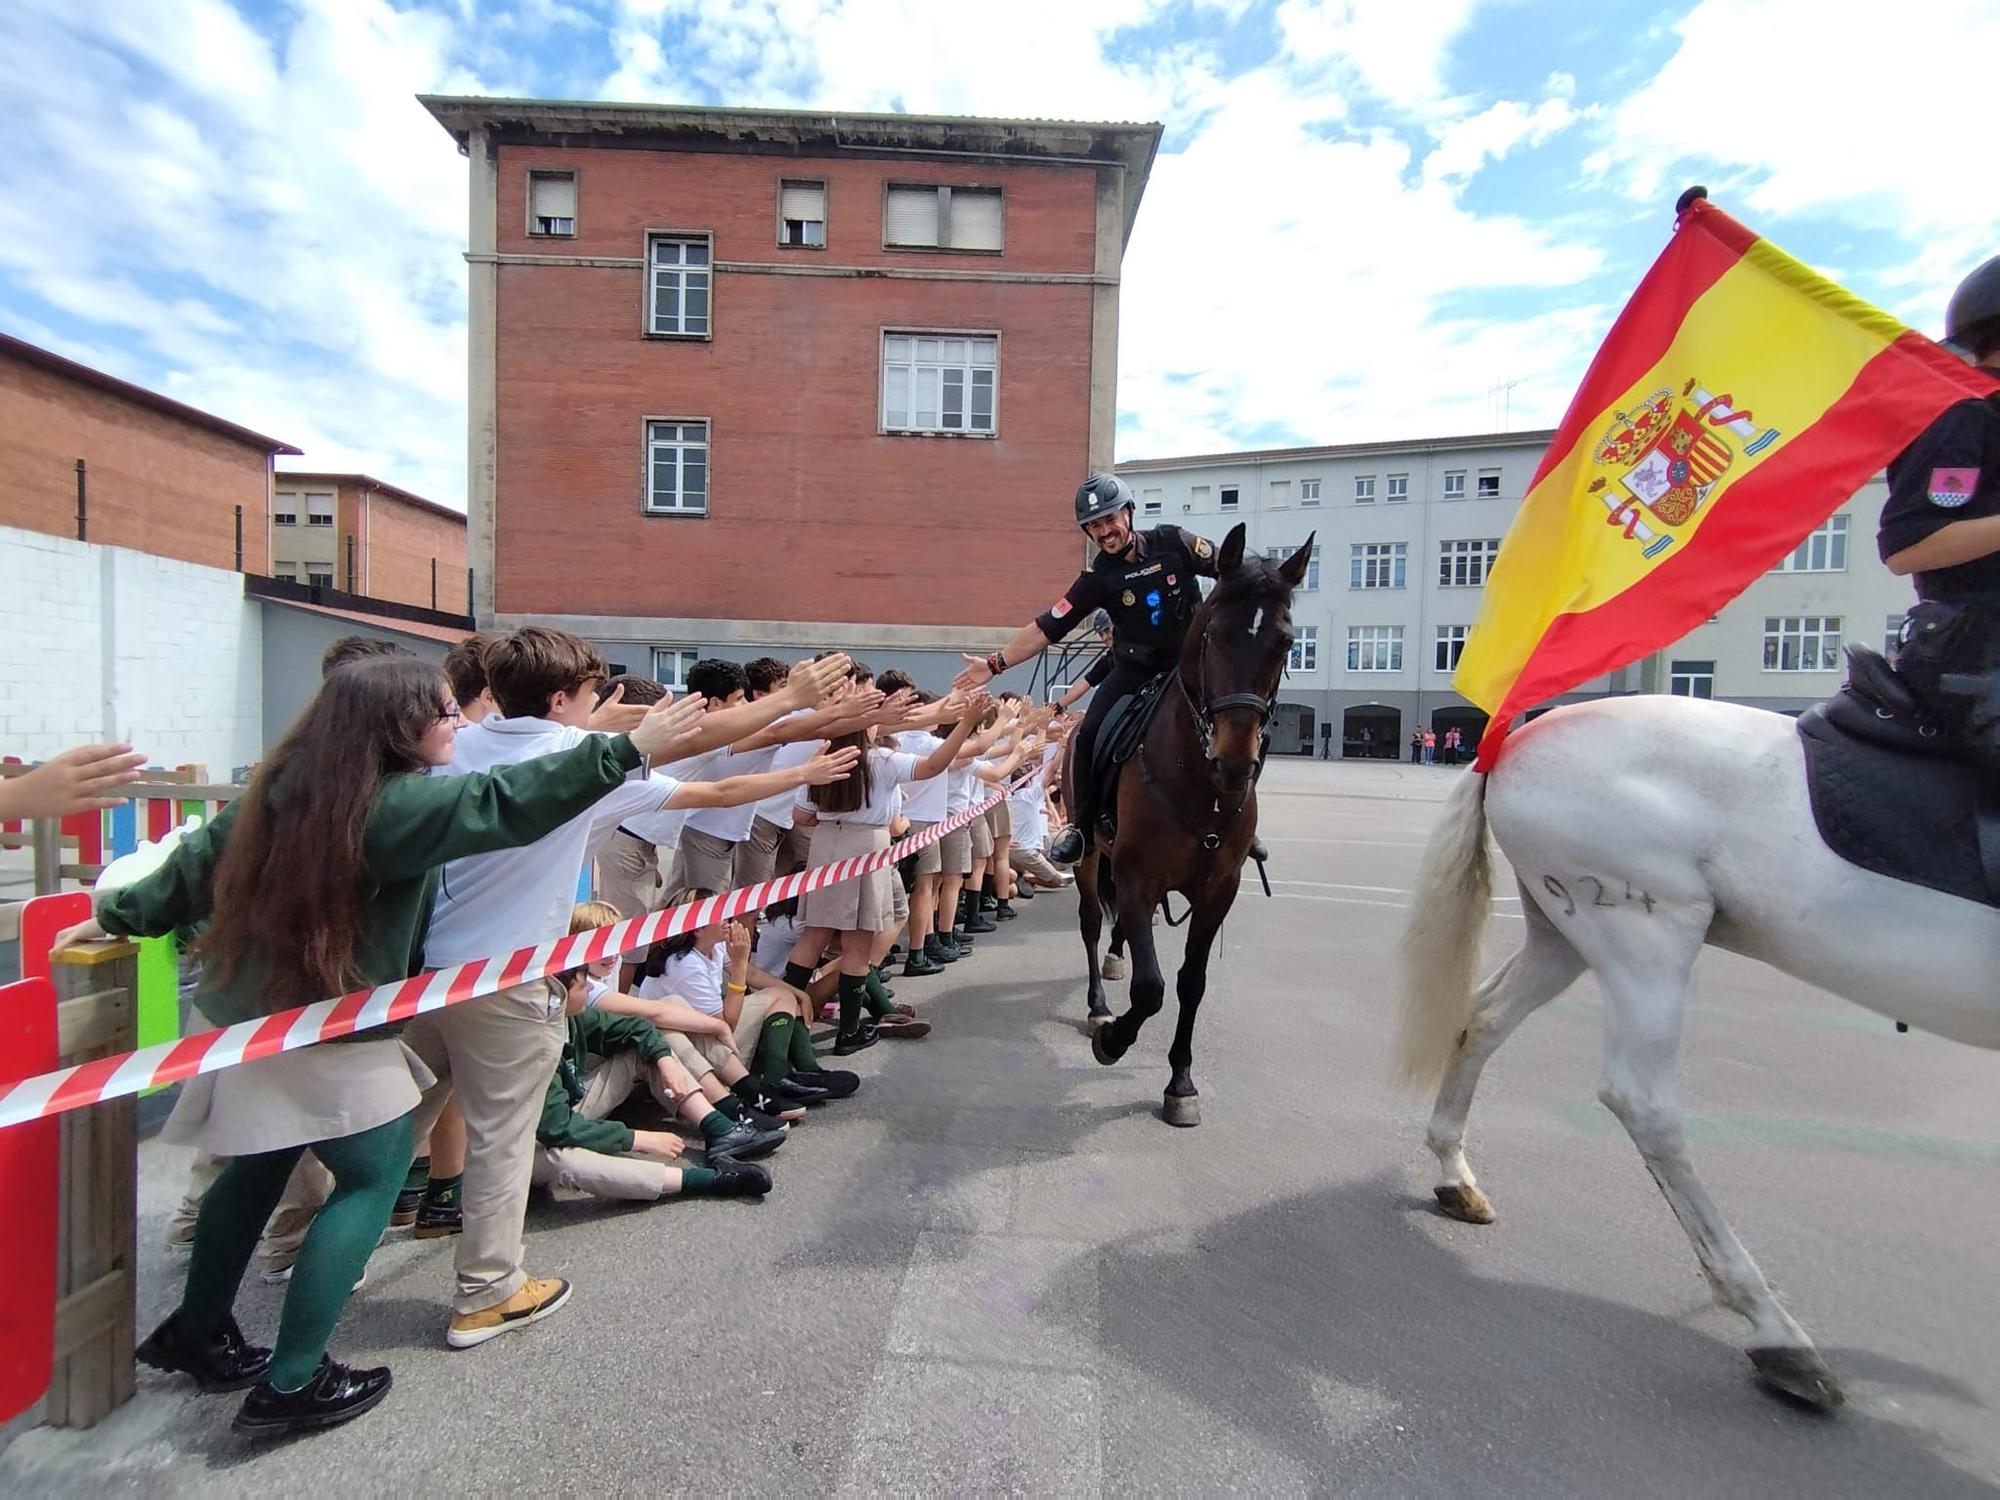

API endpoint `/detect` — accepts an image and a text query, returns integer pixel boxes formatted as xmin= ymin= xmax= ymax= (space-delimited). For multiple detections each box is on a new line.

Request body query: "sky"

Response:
xmin=3 ymin=0 xmax=1994 ymax=509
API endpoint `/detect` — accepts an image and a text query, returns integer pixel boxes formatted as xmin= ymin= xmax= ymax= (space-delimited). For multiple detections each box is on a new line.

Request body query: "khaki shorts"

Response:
xmin=988 ymin=800 xmax=1012 ymax=839
xmin=938 ymin=823 xmax=972 ymax=877
xmin=668 ymin=826 xmax=736 ymax=898
xmin=736 ymin=816 xmax=786 ymax=888
xmin=970 ymin=814 xmax=994 ymax=860
xmin=907 ymin=820 xmax=942 ymax=876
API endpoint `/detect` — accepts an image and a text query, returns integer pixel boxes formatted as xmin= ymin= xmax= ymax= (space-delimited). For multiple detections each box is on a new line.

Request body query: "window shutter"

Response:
xmin=947 ymin=188 xmax=1002 ymax=250
xmin=884 ymin=186 xmax=940 ymax=246
xmin=530 ymin=173 xmax=576 ymax=220
xmin=780 ymin=181 xmax=824 ymax=221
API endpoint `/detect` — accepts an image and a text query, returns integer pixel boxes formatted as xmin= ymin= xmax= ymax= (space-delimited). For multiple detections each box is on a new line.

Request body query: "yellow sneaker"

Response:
xmin=446 ymin=1275 xmax=571 ymax=1350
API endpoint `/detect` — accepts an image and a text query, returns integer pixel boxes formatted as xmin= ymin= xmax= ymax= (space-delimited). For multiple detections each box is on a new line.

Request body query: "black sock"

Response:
xmin=424 ymin=1172 xmax=462 ymax=1209
xmin=782 ymin=961 xmax=816 ymax=991
xmin=837 ymin=973 xmax=868 ymax=1033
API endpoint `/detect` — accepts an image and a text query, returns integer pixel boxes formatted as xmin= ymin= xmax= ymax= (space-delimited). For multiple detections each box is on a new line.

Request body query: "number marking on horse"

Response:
xmin=1542 ymin=874 xmax=1654 ymax=918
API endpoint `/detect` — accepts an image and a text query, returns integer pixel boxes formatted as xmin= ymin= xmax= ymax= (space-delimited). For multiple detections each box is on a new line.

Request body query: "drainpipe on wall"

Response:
xmin=234 ymin=506 xmax=244 ymax=571
xmin=346 ymin=534 xmax=357 ymax=593
xmin=431 ymin=556 xmax=438 ymax=611
xmin=74 ymin=459 xmax=86 ymax=541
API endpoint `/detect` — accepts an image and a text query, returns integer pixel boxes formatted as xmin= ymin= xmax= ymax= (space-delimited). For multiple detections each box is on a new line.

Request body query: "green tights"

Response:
xmin=181 ymin=1111 xmax=413 ymax=1390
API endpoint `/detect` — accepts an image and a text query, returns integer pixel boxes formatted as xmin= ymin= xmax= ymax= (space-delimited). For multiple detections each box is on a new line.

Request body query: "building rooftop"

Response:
xmin=1119 ymin=428 xmax=1558 ymax=471
xmin=0 ymin=331 xmax=301 ymax=456
xmin=273 ymin=470 xmax=465 ymax=525
xmin=419 ymin=94 xmax=1163 ymax=246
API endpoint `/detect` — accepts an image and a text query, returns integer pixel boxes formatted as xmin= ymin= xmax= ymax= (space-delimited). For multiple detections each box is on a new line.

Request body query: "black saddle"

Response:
xmin=1796 ymin=646 xmax=2000 ymax=907
xmin=1090 ymin=669 xmax=1174 ymax=792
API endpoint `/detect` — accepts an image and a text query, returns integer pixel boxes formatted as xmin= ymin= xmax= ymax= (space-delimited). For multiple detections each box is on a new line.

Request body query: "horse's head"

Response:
xmin=1180 ymin=523 xmax=1314 ymax=793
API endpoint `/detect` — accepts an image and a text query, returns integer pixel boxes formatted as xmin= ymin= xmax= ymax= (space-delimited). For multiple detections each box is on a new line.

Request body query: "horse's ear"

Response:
xmin=1218 ymin=523 xmax=1247 ymax=574
xmin=1277 ymin=531 xmax=1316 ymax=590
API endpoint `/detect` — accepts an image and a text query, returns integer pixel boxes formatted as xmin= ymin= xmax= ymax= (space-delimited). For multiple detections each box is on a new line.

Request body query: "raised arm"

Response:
xmin=673 ymin=655 xmax=852 ymax=758
xmin=914 ymin=692 xmax=989 ymax=780
xmin=666 ymin=745 xmax=860 ymax=809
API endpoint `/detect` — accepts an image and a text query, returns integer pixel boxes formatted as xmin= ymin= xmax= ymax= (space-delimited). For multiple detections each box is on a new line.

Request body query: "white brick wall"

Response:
xmin=1 ymin=525 xmax=262 ymax=777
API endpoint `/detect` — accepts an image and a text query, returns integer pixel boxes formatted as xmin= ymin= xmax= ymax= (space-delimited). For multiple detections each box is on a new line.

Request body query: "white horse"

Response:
xmin=1397 ymin=694 xmax=2000 ymax=1410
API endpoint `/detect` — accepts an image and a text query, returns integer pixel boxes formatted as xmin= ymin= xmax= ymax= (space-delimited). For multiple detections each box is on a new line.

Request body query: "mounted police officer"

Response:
xmin=1878 ymin=255 xmax=2000 ymax=755
xmin=955 ymin=473 xmax=1264 ymax=866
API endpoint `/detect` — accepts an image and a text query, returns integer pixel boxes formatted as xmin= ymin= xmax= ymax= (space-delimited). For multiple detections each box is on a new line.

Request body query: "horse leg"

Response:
xmin=1103 ymin=920 xmax=1126 ymax=981
xmin=1076 ymin=850 xmax=1111 ymax=1025
xmin=1160 ymin=901 xmax=1228 ymax=1127
xmin=1588 ymin=920 xmax=1841 ymax=1409
xmin=1090 ymin=876 xmax=1165 ymax=1069
xmin=1428 ymin=894 xmax=1585 ymax=1223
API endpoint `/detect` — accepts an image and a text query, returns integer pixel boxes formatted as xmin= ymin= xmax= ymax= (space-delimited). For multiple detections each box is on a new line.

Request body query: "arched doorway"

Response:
xmin=1343 ymin=704 xmax=1400 ymax=760
xmin=1429 ymin=706 xmax=1488 ymax=766
xmin=1271 ymin=702 xmax=1316 ymax=756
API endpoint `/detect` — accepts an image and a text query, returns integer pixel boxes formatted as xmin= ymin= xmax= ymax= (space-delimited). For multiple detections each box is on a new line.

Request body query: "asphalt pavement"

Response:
xmin=4 ymin=757 xmax=1999 ymax=1495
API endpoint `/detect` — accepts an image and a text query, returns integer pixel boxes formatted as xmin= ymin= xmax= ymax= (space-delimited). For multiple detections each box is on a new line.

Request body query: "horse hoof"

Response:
xmin=1086 ymin=1006 xmax=1112 ymax=1028
xmin=1161 ymin=1092 xmax=1200 ymax=1128
xmin=1434 ymin=1184 xmax=1496 ymax=1225
xmin=1091 ymin=1026 xmax=1121 ymax=1066
xmin=1749 ymin=1347 xmax=1845 ymax=1410
xmin=1102 ymin=955 xmax=1125 ymax=980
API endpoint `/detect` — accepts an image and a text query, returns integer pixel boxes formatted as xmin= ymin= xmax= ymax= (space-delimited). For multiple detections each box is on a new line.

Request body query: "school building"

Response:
xmin=419 ymin=95 xmax=1160 ymax=687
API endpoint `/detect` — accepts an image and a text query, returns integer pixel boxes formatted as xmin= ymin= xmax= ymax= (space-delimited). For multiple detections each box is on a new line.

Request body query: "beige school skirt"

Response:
xmin=163 ymin=1034 xmax=434 ymax=1158
xmin=800 ymin=820 xmax=896 ymax=931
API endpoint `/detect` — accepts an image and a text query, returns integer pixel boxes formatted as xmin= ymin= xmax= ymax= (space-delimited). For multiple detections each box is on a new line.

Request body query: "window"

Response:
xmin=1300 ymin=478 xmax=1321 ymax=506
xmin=1350 ymin=542 xmax=1406 ymax=589
xmin=1435 ymin=625 xmax=1471 ymax=672
xmin=1220 ymin=486 xmax=1239 ymax=510
xmin=778 ymin=179 xmax=826 ymax=247
xmin=1141 ymin=487 xmax=1162 ymax=516
xmin=1669 ymin=659 xmax=1715 ymax=698
xmin=1885 ymin=613 xmax=1906 ymax=659
xmin=645 ymin=420 xmax=710 ymax=515
xmin=648 ymin=235 xmax=711 ymax=337
xmin=528 ymin=170 xmax=576 ymax=237
xmin=652 ymin=648 xmax=700 ymax=690
xmin=1386 ymin=473 xmax=1409 ymax=503
xmin=1442 ymin=470 xmax=1467 ymax=500
xmin=304 ymin=564 xmax=333 ymax=588
xmin=1288 ymin=625 xmax=1318 ymax=672
xmin=271 ymin=562 xmax=298 ymax=581
xmin=1762 ymin=615 xmax=1842 ymax=671
xmin=305 ymin=493 xmax=334 ymax=527
xmin=1269 ymin=479 xmax=1291 ymax=506
xmin=881 ymin=334 xmax=997 ymax=435
xmin=1771 ymin=514 xmax=1849 ymax=573
xmin=1347 ymin=625 xmax=1404 ymax=672
xmin=1476 ymin=468 xmax=1501 ymax=498
xmin=1354 ymin=475 xmax=1376 ymax=504
xmin=1264 ymin=544 xmax=1321 ymax=590
xmin=1188 ymin=485 xmax=1209 ymax=513
xmin=272 ymin=494 xmax=297 ymax=526
xmin=1438 ymin=538 xmax=1502 ymax=588
xmin=883 ymin=184 xmax=1003 ymax=251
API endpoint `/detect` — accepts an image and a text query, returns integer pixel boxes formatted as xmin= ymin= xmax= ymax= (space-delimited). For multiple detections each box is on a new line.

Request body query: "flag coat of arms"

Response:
xmin=1456 ymin=194 xmax=2000 ymax=766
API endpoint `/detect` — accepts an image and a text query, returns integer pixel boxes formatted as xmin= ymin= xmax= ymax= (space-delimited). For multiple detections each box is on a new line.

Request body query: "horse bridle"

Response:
xmin=1178 ymin=620 xmax=1276 ymax=761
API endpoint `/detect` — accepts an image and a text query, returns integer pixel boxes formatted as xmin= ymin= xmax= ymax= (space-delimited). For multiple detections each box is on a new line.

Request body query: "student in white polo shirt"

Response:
xmin=404 ymin=630 xmax=852 ymax=1350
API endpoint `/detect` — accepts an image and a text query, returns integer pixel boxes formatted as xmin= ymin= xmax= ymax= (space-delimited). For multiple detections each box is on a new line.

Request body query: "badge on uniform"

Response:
xmin=1928 ymin=468 xmax=1979 ymax=508
xmin=1194 ymin=537 xmax=1212 ymax=558
xmin=1051 ymin=597 xmax=1072 ymax=618
xmin=1166 ymin=574 xmax=1177 ymax=586
xmin=1121 ymin=590 xmax=1135 ymax=606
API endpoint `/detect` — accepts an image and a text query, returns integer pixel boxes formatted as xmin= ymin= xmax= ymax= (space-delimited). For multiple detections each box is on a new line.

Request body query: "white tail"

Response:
xmin=1395 ymin=770 xmax=1493 ymax=1090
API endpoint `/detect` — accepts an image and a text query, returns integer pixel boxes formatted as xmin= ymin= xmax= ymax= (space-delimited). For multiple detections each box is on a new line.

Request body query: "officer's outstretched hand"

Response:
xmin=952 ymin=653 xmax=993 ymax=693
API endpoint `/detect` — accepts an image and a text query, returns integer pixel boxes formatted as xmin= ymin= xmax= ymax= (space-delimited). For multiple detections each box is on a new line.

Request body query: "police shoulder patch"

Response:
xmin=1927 ymin=467 xmax=1980 ymax=508
xmin=1050 ymin=596 xmax=1073 ymax=618
xmin=1194 ymin=537 xmax=1213 ymax=558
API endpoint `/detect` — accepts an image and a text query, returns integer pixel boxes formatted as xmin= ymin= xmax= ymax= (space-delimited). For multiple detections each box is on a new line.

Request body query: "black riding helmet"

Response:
xmin=1944 ymin=254 xmax=2000 ymax=359
xmin=1074 ymin=473 xmax=1134 ymax=529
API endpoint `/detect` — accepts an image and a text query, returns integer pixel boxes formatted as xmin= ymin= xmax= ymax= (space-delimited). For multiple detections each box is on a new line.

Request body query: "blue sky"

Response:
xmin=3 ymin=0 xmax=1993 ymax=507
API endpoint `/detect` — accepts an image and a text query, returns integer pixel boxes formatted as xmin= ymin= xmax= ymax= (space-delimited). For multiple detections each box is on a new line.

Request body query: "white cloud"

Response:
xmin=1422 ymin=96 xmax=1579 ymax=186
xmin=1274 ymin=0 xmax=1484 ymax=116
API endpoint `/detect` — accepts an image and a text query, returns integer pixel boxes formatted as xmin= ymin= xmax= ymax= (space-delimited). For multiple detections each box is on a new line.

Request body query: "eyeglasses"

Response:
xmin=439 ymin=703 xmax=465 ymax=725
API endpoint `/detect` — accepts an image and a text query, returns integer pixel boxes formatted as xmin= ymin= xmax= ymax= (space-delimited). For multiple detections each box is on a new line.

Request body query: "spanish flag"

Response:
xmin=1457 ymin=192 xmax=2000 ymax=767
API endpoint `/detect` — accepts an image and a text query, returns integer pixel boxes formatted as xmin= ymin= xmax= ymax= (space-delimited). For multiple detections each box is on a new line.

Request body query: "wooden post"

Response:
xmin=44 ymin=942 xmax=139 ymax=1428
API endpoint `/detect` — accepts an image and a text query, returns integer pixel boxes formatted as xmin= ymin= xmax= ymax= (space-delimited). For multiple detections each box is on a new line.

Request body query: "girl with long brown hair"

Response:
xmin=56 ymin=655 xmax=702 ymax=1436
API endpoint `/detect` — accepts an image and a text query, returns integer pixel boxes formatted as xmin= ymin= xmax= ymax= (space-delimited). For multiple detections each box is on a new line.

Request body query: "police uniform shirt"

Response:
xmin=1877 ymin=395 xmax=2000 ymax=603
xmin=1033 ymin=526 xmax=1220 ymax=670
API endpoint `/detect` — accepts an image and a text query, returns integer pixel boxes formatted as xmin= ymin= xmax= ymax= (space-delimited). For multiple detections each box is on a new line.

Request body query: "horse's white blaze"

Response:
xmin=1250 ymin=606 xmax=1263 ymax=636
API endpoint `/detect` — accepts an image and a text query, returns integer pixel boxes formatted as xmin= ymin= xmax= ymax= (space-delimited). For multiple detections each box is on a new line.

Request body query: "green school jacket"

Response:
xmin=537 ymin=1007 xmax=673 ymax=1155
xmin=95 ymin=734 xmax=644 ymax=1029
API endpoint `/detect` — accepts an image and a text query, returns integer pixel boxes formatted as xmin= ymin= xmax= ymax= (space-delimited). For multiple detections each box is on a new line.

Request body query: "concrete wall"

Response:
xmin=0 ymin=525 xmax=262 ymax=777
xmin=258 ymin=605 xmax=448 ymax=747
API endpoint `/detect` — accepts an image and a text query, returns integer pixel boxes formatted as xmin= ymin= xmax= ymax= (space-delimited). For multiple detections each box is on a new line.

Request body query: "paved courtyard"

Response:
xmin=5 ymin=759 xmax=1999 ymax=1495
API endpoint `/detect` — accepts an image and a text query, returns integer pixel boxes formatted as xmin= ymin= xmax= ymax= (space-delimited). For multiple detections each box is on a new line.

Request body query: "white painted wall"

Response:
xmin=0 ymin=525 xmax=262 ymax=777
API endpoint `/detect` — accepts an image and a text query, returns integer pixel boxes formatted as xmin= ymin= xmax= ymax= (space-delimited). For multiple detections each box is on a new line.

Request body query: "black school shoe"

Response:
xmin=707 ymin=1120 xmax=787 ymax=1163
xmin=924 ymin=934 xmax=961 ymax=964
xmin=902 ymin=948 xmax=946 ymax=977
xmin=714 ymin=1093 xmax=793 ymax=1133
xmin=993 ymin=900 xmax=1018 ymax=921
xmin=979 ymin=894 xmax=1000 ymax=913
xmin=412 ymin=1197 xmax=462 ymax=1241
xmin=790 ymin=1067 xmax=859 ymax=1098
xmin=136 ymin=1310 xmax=271 ymax=1393
xmin=235 ymin=1357 xmax=392 ymax=1435
xmin=389 ymin=1184 xmax=423 ymax=1228
xmin=833 ymin=1020 xmax=879 ymax=1056
xmin=707 ymin=1158 xmax=773 ymax=1198
xmin=960 ymin=909 xmax=997 ymax=934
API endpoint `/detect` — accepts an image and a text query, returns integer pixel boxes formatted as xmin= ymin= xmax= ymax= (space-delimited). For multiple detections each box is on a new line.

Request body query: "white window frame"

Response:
xmin=1434 ymin=624 xmax=1471 ymax=672
xmin=1141 ymin=487 xmax=1163 ymax=516
xmin=1761 ymin=615 xmax=1842 ymax=672
xmin=1476 ymin=468 xmax=1501 ymax=498
xmin=1442 ymin=470 xmax=1467 ymax=500
xmin=882 ymin=183 xmax=1005 ymax=252
xmin=652 ymin=648 xmax=700 ymax=691
xmin=1885 ymin=613 xmax=1907 ymax=659
xmin=777 ymin=177 xmax=826 ymax=249
xmin=879 ymin=330 xmax=999 ymax=437
xmin=271 ymin=562 xmax=299 ymax=581
xmin=304 ymin=564 xmax=334 ymax=588
xmin=1669 ymin=658 xmax=1715 ymax=698
xmin=1289 ymin=625 xmax=1318 ymax=672
xmin=646 ymin=232 xmax=713 ymax=339
xmin=527 ymin=169 xmax=577 ymax=238
xmin=1386 ymin=473 xmax=1410 ymax=503
xmin=1264 ymin=544 xmax=1321 ymax=590
xmin=1220 ymin=485 xmax=1239 ymax=510
xmin=1300 ymin=478 xmax=1321 ymax=506
xmin=1268 ymin=479 xmax=1292 ymax=507
xmin=1354 ymin=475 xmax=1376 ymax=504
xmin=644 ymin=418 xmax=710 ymax=516
xmin=272 ymin=493 xmax=298 ymax=526
xmin=1349 ymin=541 xmax=1406 ymax=590
xmin=1347 ymin=625 xmax=1404 ymax=673
xmin=1438 ymin=537 xmax=1502 ymax=588
xmin=305 ymin=493 xmax=334 ymax=528
xmin=1770 ymin=514 xmax=1849 ymax=573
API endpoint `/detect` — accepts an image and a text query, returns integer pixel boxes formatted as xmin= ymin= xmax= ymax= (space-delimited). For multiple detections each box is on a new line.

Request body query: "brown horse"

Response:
xmin=1078 ymin=524 xmax=1314 ymax=1125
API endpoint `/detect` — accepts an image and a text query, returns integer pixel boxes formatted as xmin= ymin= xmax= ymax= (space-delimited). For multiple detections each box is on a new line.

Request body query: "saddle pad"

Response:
xmin=1796 ymin=706 xmax=1998 ymax=907
xmin=1091 ymin=669 xmax=1173 ymax=789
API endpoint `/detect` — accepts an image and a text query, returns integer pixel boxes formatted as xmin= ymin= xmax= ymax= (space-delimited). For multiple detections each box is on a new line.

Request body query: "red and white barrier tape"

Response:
xmin=0 ymin=769 xmax=1049 ymax=1131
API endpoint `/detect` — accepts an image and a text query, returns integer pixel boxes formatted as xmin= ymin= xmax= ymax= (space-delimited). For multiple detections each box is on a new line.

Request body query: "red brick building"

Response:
xmin=270 ymin=471 xmax=468 ymax=613
xmin=421 ymin=97 xmax=1159 ymax=684
xmin=0 ymin=331 xmax=299 ymax=573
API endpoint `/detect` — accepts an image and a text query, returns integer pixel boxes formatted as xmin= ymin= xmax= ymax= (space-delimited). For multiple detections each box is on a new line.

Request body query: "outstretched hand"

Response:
xmin=629 ymin=694 xmax=709 ymax=761
xmin=800 ymin=745 xmax=862 ymax=784
xmin=952 ymin=653 xmax=994 ymax=693
xmin=0 ymin=743 xmax=147 ymax=821
xmin=585 ymin=682 xmax=649 ymax=734
xmin=787 ymin=654 xmax=852 ymax=707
